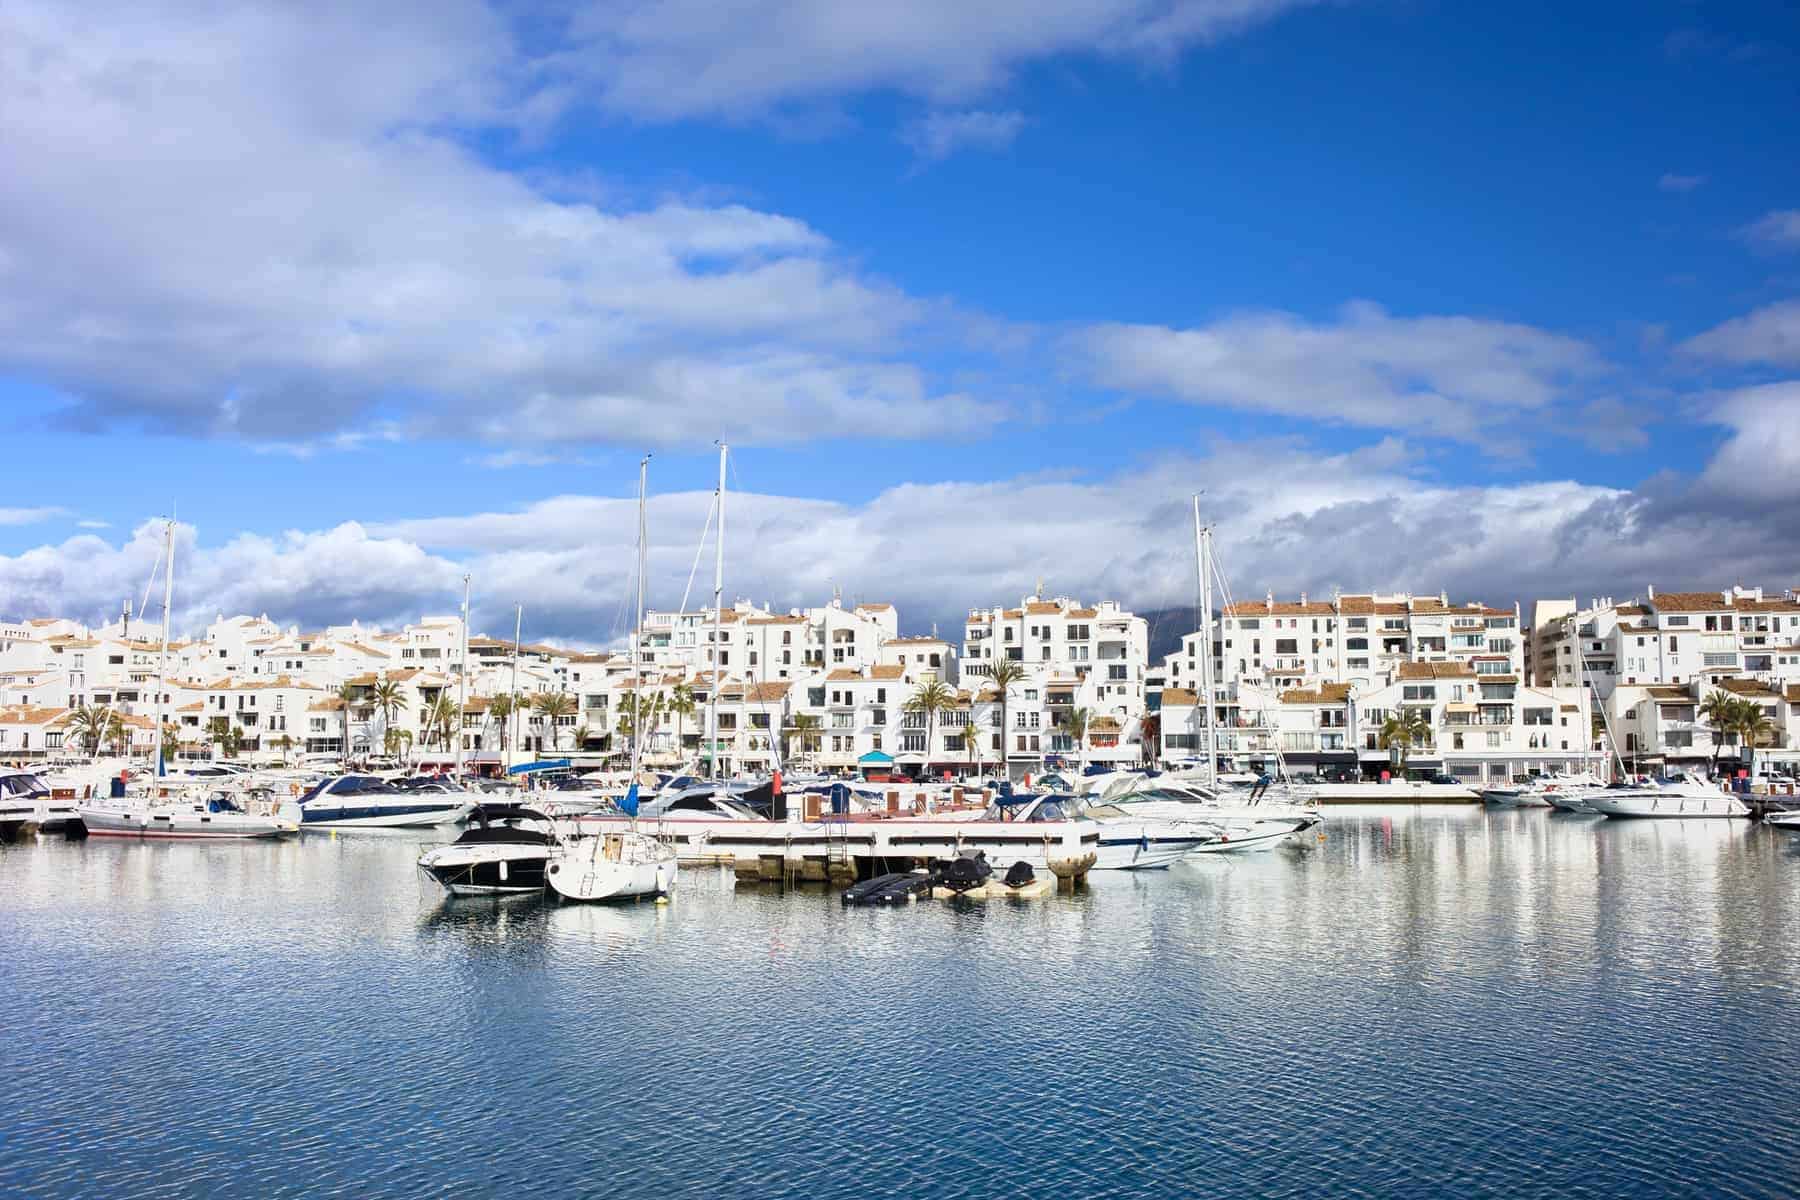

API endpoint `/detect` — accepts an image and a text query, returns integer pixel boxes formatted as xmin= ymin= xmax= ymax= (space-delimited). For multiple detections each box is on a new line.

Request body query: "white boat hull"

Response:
xmin=546 ymin=833 xmax=677 ymax=902
xmin=301 ymin=801 xmax=474 ymax=829
xmin=1765 ymin=810 xmax=1800 ymax=829
xmin=418 ymin=843 xmax=550 ymax=894
xmin=77 ymin=803 xmax=298 ymax=839
xmin=1091 ymin=828 xmax=1218 ymax=870
xmin=1186 ymin=823 xmax=1298 ymax=854
xmin=1584 ymin=790 xmax=1750 ymax=819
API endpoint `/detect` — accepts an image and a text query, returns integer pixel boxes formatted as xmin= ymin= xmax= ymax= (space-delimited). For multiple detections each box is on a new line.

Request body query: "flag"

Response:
xmin=619 ymin=782 xmax=639 ymax=817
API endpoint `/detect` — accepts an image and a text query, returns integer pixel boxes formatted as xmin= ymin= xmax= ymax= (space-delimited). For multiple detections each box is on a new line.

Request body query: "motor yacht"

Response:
xmin=295 ymin=775 xmax=475 ymax=829
xmin=418 ymin=806 xmax=556 ymax=895
xmin=1582 ymin=775 xmax=1750 ymax=819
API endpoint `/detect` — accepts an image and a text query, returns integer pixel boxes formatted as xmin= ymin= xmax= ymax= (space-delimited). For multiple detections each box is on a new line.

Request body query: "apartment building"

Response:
xmin=638 ymin=597 xmax=898 ymax=683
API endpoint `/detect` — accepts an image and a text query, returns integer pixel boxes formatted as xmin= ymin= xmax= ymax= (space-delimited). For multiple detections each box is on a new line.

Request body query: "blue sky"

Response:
xmin=1 ymin=0 xmax=1797 ymax=639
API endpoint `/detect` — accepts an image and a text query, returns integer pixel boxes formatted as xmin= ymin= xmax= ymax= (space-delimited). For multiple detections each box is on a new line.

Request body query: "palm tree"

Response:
xmin=984 ymin=658 xmax=1027 ymax=782
xmin=335 ymin=683 xmax=359 ymax=764
xmin=367 ymin=679 xmax=408 ymax=754
xmin=1379 ymin=707 xmax=1433 ymax=777
xmin=104 ymin=710 xmax=128 ymax=757
xmin=573 ymin=723 xmax=591 ymax=751
xmin=785 ymin=713 xmax=822 ymax=764
xmin=68 ymin=704 xmax=111 ymax=758
xmin=534 ymin=691 xmax=576 ymax=753
xmin=207 ymin=716 xmax=243 ymax=759
xmin=275 ymin=733 xmax=294 ymax=765
xmin=666 ymin=683 xmax=697 ymax=757
xmin=420 ymin=695 xmax=456 ymax=754
xmin=488 ymin=693 xmax=519 ymax=757
xmin=66 ymin=705 xmax=108 ymax=759
xmin=904 ymin=679 xmax=956 ymax=779
xmin=1733 ymin=698 xmax=1775 ymax=781
xmin=160 ymin=721 xmax=181 ymax=765
xmin=1700 ymin=690 xmax=1737 ymax=776
xmin=962 ymin=719 xmax=981 ymax=775
xmin=1059 ymin=706 xmax=1092 ymax=778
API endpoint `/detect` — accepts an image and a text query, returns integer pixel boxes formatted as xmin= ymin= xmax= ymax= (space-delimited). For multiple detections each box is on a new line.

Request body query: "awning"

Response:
xmin=858 ymin=751 xmax=894 ymax=765
xmin=1444 ymin=703 xmax=1477 ymax=713
xmin=505 ymin=758 xmax=571 ymax=775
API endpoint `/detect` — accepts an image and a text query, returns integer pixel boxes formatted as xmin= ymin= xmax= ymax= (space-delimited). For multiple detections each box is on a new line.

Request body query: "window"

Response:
xmin=1476 ymin=661 xmax=1509 ymax=675
xmin=1402 ymin=685 xmax=1436 ymax=701
xmin=1666 ymin=616 xmax=1689 ymax=626
xmin=1669 ymin=637 xmax=1679 ymax=652
xmin=902 ymin=733 xmax=926 ymax=753
xmin=1486 ymin=731 xmax=1502 ymax=748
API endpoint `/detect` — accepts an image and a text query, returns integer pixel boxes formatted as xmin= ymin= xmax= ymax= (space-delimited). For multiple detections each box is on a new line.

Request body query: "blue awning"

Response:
xmin=506 ymin=758 xmax=571 ymax=775
xmin=857 ymin=751 xmax=894 ymax=765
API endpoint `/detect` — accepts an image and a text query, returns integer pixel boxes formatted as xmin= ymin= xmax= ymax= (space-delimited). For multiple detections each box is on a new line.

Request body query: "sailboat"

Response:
xmin=78 ymin=519 xmax=299 ymax=839
xmin=546 ymin=458 xmax=679 ymax=902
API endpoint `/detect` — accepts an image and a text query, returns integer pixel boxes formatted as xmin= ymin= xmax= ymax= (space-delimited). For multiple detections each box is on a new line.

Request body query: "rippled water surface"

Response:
xmin=4 ymin=809 xmax=1799 ymax=1198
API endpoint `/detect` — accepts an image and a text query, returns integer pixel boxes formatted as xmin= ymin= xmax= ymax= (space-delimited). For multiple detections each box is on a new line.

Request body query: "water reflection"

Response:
xmin=3 ymin=809 xmax=1798 ymax=1200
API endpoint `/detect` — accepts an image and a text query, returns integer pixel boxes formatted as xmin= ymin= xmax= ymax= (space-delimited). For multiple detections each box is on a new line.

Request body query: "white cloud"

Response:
xmin=0 ymin=507 xmax=69 ymax=526
xmin=0 ymin=0 xmax=982 ymax=450
xmin=562 ymin=0 xmax=1319 ymax=120
xmin=1740 ymin=209 xmax=1800 ymax=251
xmin=1075 ymin=302 xmax=1601 ymax=444
xmin=1698 ymin=382 xmax=1800 ymax=503
xmin=903 ymin=110 xmax=1027 ymax=162
xmin=9 ymin=435 xmax=1796 ymax=645
xmin=1657 ymin=173 xmax=1706 ymax=192
xmin=1678 ymin=301 xmax=1800 ymax=366
xmin=75 ymin=519 xmax=111 ymax=530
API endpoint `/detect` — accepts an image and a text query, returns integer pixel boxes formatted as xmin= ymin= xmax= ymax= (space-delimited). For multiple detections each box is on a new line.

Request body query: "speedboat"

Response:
xmin=1097 ymin=780 xmax=1319 ymax=853
xmin=295 ymin=775 xmax=475 ymax=829
xmin=77 ymin=790 xmax=300 ymax=839
xmin=1765 ymin=808 xmax=1800 ymax=830
xmin=0 ymin=768 xmax=83 ymax=839
xmin=1485 ymin=773 xmax=1605 ymax=811
xmin=1003 ymin=794 xmax=1219 ymax=870
xmin=418 ymin=807 xmax=556 ymax=895
xmin=1583 ymin=775 xmax=1750 ymax=819
xmin=545 ymin=828 xmax=678 ymax=902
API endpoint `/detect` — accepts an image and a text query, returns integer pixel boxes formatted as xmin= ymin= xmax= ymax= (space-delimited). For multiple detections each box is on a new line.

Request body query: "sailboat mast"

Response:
xmin=455 ymin=573 xmax=469 ymax=781
xmin=1193 ymin=497 xmax=1217 ymax=790
xmin=150 ymin=519 xmax=174 ymax=776
xmin=510 ymin=603 xmax=522 ymax=770
xmin=632 ymin=457 xmax=649 ymax=783
xmin=710 ymin=442 xmax=727 ymax=781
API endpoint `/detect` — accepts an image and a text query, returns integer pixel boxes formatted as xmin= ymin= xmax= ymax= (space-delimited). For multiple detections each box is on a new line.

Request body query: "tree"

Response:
xmin=1700 ymin=690 xmax=1737 ymax=776
xmin=786 ymin=713 xmax=822 ymax=764
xmin=1059 ymin=706 xmax=1092 ymax=779
xmin=488 ymin=693 xmax=520 ymax=757
xmin=1379 ymin=707 xmax=1433 ymax=776
xmin=903 ymin=679 xmax=956 ymax=779
xmin=533 ymin=691 xmax=576 ymax=753
xmin=666 ymin=682 xmax=697 ymax=757
xmin=207 ymin=716 xmax=243 ymax=759
xmin=275 ymin=733 xmax=294 ymax=765
xmin=335 ymin=683 xmax=359 ymax=764
xmin=572 ymin=723 xmax=591 ymax=751
xmin=1732 ymin=698 xmax=1775 ymax=781
xmin=984 ymin=658 xmax=1028 ymax=782
xmin=160 ymin=721 xmax=181 ymax=765
xmin=367 ymin=679 xmax=408 ymax=754
xmin=104 ymin=710 xmax=127 ymax=757
xmin=422 ymin=695 xmax=458 ymax=754
xmin=67 ymin=704 xmax=112 ymax=758
xmin=962 ymin=719 xmax=981 ymax=775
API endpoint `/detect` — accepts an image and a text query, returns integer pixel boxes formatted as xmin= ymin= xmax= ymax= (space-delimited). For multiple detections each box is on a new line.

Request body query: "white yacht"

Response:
xmin=1004 ymin=793 xmax=1219 ymax=870
xmin=0 ymin=768 xmax=83 ymax=838
xmin=1484 ymin=773 xmax=1606 ymax=811
xmin=294 ymin=775 xmax=475 ymax=829
xmin=1583 ymin=775 xmax=1750 ymax=819
xmin=78 ymin=790 xmax=300 ymax=839
xmin=1095 ymin=777 xmax=1320 ymax=853
xmin=418 ymin=807 xmax=556 ymax=896
xmin=1764 ymin=808 xmax=1800 ymax=830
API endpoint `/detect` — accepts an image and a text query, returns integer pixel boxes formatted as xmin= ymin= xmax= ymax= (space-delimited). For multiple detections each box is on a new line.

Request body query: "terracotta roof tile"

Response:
xmin=1649 ymin=590 xmax=1732 ymax=613
xmin=1397 ymin=661 xmax=1476 ymax=679
xmin=1159 ymin=688 xmax=1198 ymax=705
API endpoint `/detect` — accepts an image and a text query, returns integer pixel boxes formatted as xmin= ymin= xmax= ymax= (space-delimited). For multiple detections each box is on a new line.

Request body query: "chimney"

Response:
xmin=1646 ymin=584 xmax=1655 ymax=600
xmin=1300 ymin=592 xmax=1308 ymax=606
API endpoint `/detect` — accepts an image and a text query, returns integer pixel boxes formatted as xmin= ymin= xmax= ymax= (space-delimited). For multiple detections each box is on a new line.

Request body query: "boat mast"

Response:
xmin=710 ymin=442 xmax=727 ymax=782
xmin=455 ymin=573 xmax=469 ymax=782
xmin=509 ymin=603 xmax=522 ymax=771
xmin=632 ymin=457 xmax=649 ymax=788
xmin=1193 ymin=496 xmax=1217 ymax=791
xmin=150 ymin=518 xmax=174 ymax=779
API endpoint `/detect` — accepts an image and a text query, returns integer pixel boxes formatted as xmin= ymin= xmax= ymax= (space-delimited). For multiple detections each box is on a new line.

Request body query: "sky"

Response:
xmin=2 ymin=0 xmax=1798 ymax=644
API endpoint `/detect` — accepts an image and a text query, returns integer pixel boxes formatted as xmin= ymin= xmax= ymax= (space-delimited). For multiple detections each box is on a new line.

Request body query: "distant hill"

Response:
xmin=1140 ymin=606 xmax=1198 ymax=666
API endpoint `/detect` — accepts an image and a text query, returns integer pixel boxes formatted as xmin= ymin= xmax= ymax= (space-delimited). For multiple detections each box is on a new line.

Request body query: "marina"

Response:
xmin=5 ymin=805 xmax=1798 ymax=1199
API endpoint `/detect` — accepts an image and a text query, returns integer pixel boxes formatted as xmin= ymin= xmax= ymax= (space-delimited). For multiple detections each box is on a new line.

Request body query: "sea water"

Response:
xmin=4 ymin=808 xmax=1798 ymax=1198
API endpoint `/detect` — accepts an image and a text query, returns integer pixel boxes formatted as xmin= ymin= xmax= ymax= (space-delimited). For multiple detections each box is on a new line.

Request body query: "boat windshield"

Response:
xmin=1077 ymin=800 xmax=1129 ymax=819
xmin=0 ymin=772 xmax=50 ymax=797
